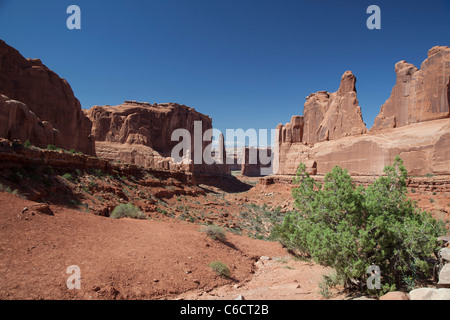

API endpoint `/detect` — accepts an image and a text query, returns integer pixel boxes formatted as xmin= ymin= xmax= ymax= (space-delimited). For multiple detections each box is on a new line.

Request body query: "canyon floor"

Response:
xmin=0 ymin=169 xmax=448 ymax=300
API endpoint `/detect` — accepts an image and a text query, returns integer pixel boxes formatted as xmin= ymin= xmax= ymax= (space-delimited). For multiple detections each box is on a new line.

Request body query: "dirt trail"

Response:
xmin=175 ymin=255 xmax=343 ymax=300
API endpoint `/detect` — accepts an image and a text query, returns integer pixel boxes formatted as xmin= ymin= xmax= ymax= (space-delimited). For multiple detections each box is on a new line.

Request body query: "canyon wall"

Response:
xmin=274 ymin=46 xmax=450 ymax=177
xmin=0 ymin=40 xmax=95 ymax=155
xmin=372 ymin=46 xmax=450 ymax=130
xmin=0 ymin=95 xmax=62 ymax=148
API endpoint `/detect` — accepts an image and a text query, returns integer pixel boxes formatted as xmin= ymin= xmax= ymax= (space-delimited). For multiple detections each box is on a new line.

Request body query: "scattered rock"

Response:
xmin=234 ymin=295 xmax=245 ymax=300
xmin=439 ymin=248 xmax=450 ymax=263
xmin=30 ymin=204 xmax=54 ymax=216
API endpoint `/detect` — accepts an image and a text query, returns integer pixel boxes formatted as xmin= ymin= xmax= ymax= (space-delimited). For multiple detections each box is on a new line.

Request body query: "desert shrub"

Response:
xmin=93 ymin=168 xmax=105 ymax=178
xmin=209 ymin=261 xmax=231 ymax=278
xmin=110 ymin=204 xmax=146 ymax=220
xmin=47 ymin=144 xmax=58 ymax=151
xmin=61 ymin=173 xmax=73 ymax=182
xmin=318 ymin=271 xmax=344 ymax=299
xmin=273 ymin=156 xmax=445 ymax=295
xmin=201 ymin=224 xmax=227 ymax=242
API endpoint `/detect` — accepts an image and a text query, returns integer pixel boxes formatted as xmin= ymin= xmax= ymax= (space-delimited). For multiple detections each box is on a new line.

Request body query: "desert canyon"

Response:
xmin=0 ymin=39 xmax=449 ymax=300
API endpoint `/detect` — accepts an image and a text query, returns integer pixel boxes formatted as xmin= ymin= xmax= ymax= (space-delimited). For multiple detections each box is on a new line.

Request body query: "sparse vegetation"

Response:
xmin=201 ymin=224 xmax=227 ymax=242
xmin=110 ymin=203 xmax=146 ymax=220
xmin=318 ymin=271 xmax=344 ymax=299
xmin=61 ymin=173 xmax=74 ymax=182
xmin=209 ymin=261 xmax=231 ymax=278
xmin=47 ymin=144 xmax=58 ymax=151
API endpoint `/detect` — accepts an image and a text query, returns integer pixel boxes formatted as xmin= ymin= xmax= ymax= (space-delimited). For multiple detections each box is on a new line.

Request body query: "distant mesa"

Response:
xmin=85 ymin=101 xmax=229 ymax=175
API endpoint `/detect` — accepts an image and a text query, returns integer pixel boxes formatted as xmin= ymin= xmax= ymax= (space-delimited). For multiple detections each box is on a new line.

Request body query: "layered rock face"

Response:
xmin=276 ymin=71 xmax=367 ymax=146
xmin=303 ymin=71 xmax=367 ymax=143
xmin=276 ymin=119 xmax=450 ymax=176
xmin=0 ymin=40 xmax=95 ymax=155
xmin=274 ymin=47 xmax=450 ymax=177
xmin=372 ymin=46 xmax=450 ymax=130
xmin=0 ymin=94 xmax=62 ymax=148
xmin=86 ymin=101 xmax=229 ymax=175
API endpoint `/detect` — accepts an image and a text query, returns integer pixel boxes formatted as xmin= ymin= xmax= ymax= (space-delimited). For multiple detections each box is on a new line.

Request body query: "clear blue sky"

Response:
xmin=0 ymin=0 xmax=449 ymax=146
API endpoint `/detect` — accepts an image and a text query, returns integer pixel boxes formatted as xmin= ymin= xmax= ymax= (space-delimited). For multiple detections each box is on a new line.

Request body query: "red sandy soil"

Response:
xmin=0 ymin=191 xmax=290 ymax=300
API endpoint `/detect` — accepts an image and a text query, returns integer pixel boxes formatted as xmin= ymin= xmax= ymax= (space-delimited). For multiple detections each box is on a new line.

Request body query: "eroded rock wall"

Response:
xmin=0 ymin=40 xmax=95 ymax=155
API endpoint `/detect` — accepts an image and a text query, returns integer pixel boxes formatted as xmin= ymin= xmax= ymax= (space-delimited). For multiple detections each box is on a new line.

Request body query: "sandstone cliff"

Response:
xmin=0 ymin=40 xmax=95 ymax=155
xmin=276 ymin=118 xmax=450 ymax=176
xmin=274 ymin=46 xmax=450 ymax=177
xmin=86 ymin=101 xmax=229 ymax=175
xmin=372 ymin=46 xmax=450 ymax=130
xmin=0 ymin=94 xmax=62 ymax=148
xmin=303 ymin=71 xmax=367 ymax=143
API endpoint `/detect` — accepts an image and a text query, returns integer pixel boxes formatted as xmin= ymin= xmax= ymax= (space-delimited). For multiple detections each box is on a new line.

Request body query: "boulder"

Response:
xmin=30 ymin=203 xmax=54 ymax=216
xmin=379 ymin=292 xmax=409 ymax=300
xmin=438 ymin=264 xmax=450 ymax=288
xmin=439 ymin=248 xmax=450 ymax=263
xmin=409 ymin=288 xmax=450 ymax=300
xmin=0 ymin=40 xmax=95 ymax=155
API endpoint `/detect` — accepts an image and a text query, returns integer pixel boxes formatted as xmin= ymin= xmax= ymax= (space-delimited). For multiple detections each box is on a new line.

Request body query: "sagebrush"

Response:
xmin=110 ymin=204 xmax=146 ymax=220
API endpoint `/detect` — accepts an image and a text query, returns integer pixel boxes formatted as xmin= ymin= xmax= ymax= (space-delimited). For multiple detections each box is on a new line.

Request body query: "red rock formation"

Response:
xmin=278 ymin=116 xmax=304 ymax=144
xmin=276 ymin=119 xmax=450 ymax=177
xmin=274 ymin=47 xmax=450 ymax=177
xmin=372 ymin=46 xmax=450 ymax=130
xmin=0 ymin=94 xmax=62 ymax=148
xmin=303 ymin=71 xmax=367 ymax=143
xmin=0 ymin=40 xmax=95 ymax=155
xmin=241 ymin=147 xmax=273 ymax=177
xmin=86 ymin=101 xmax=230 ymax=175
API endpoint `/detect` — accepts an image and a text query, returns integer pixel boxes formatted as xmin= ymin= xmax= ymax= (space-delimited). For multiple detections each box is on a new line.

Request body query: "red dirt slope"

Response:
xmin=0 ymin=192 xmax=286 ymax=300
